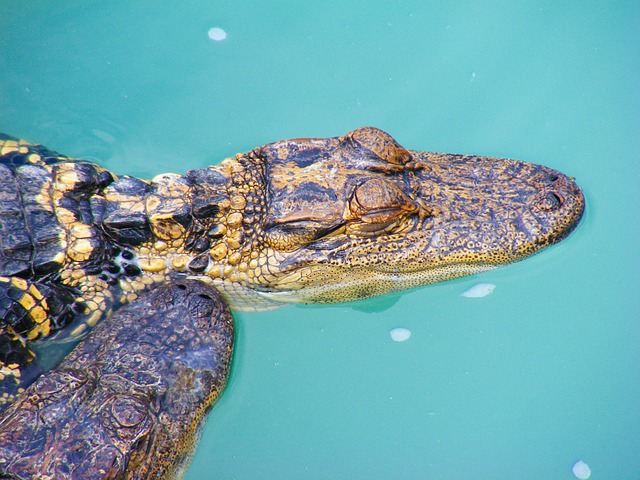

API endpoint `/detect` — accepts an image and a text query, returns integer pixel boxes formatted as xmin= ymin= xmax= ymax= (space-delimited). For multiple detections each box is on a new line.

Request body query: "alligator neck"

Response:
xmin=97 ymin=150 xmax=265 ymax=277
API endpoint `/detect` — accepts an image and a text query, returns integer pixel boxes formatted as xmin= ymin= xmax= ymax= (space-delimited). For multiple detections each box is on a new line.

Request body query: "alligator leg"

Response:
xmin=0 ymin=279 xmax=234 ymax=479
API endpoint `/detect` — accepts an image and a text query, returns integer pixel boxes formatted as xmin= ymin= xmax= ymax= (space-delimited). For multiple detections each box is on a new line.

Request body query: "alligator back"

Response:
xmin=0 ymin=135 xmax=118 ymax=406
xmin=0 ymin=134 xmax=113 ymax=277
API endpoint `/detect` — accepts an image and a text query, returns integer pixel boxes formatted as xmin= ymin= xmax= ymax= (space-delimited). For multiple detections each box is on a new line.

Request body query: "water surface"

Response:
xmin=1 ymin=2 xmax=638 ymax=478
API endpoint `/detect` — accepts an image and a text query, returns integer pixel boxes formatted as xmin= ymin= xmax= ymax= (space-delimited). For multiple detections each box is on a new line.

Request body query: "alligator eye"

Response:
xmin=265 ymin=221 xmax=343 ymax=251
xmin=345 ymin=179 xmax=418 ymax=235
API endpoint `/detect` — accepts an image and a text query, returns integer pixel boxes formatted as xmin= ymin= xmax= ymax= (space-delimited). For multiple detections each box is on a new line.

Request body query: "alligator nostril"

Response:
xmin=537 ymin=192 xmax=563 ymax=211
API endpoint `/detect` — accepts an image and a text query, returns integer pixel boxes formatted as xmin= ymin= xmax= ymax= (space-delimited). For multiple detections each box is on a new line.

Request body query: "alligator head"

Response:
xmin=182 ymin=127 xmax=584 ymax=309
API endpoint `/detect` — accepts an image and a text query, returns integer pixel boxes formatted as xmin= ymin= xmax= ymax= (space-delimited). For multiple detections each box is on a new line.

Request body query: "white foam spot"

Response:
xmin=572 ymin=460 xmax=591 ymax=479
xmin=208 ymin=27 xmax=227 ymax=41
xmin=461 ymin=283 xmax=496 ymax=298
xmin=390 ymin=328 xmax=411 ymax=342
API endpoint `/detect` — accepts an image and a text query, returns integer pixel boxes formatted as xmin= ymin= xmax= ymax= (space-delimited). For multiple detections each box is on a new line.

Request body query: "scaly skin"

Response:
xmin=0 ymin=127 xmax=584 ymax=407
xmin=0 ymin=280 xmax=233 ymax=479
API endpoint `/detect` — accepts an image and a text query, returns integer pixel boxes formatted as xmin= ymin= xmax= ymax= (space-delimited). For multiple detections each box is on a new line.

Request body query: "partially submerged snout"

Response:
xmin=404 ymin=148 xmax=585 ymax=262
xmin=237 ymin=127 xmax=584 ymax=307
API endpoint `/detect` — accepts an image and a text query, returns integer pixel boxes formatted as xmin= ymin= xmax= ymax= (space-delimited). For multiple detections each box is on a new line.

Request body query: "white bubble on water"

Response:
xmin=572 ymin=460 xmax=591 ymax=480
xmin=389 ymin=328 xmax=411 ymax=342
xmin=460 ymin=283 xmax=496 ymax=298
xmin=208 ymin=27 xmax=227 ymax=41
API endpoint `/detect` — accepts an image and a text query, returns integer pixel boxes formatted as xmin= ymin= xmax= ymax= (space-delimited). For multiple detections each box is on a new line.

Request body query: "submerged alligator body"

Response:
xmin=0 ymin=280 xmax=233 ymax=479
xmin=0 ymin=127 xmax=584 ymax=409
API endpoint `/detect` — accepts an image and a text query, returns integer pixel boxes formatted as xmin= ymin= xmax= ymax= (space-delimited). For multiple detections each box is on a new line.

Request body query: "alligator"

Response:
xmin=0 ymin=280 xmax=233 ymax=479
xmin=0 ymin=127 xmax=584 ymax=478
xmin=0 ymin=126 xmax=584 ymax=411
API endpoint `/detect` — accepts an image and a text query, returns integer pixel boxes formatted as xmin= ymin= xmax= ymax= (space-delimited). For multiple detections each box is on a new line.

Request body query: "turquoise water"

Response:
xmin=1 ymin=2 xmax=638 ymax=479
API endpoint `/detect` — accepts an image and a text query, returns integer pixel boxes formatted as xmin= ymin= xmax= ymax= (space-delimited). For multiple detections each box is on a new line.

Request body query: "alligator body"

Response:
xmin=0 ymin=280 xmax=233 ymax=479
xmin=0 ymin=127 xmax=585 ymax=408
